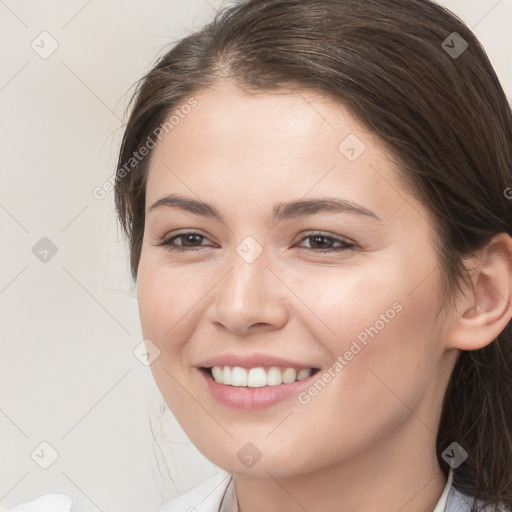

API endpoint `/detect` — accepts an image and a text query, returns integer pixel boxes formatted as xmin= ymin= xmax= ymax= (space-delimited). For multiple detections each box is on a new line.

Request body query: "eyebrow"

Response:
xmin=147 ymin=193 xmax=381 ymax=222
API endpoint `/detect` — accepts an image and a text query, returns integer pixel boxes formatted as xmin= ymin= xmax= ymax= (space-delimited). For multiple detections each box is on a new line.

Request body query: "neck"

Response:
xmin=233 ymin=416 xmax=448 ymax=512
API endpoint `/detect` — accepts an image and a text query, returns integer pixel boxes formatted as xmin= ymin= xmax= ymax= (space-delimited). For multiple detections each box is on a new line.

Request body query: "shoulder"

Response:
xmin=5 ymin=494 xmax=72 ymax=512
xmin=446 ymin=486 xmax=511 ymax=512
xmin=155 ymin=471 xmax=233 ymax=512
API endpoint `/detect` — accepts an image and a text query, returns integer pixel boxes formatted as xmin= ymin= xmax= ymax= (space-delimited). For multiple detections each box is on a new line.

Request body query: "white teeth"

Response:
xmin=297 ymin=368 xmax=312 ymax=381
xmin=209 ymin=365 xmax=315 ymax=387
xmin=248 ymin=367 xmax=267 ymax=387
xmin=212 ymin=366 xmax=223 ymax=382
xmin=266 ymin=367 xmax=282 ymax=386
xmin=282 ymin=368 xmax=297 ymax=383
xmin=222 ymin=366 xmax=232 ymax=385
xmin=231 ymin=366 xmax=248 ymax=386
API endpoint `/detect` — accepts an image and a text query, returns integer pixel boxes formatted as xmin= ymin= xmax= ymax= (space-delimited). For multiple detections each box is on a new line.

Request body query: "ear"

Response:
xmin=445 ymin=232 xmax=512 ymax=351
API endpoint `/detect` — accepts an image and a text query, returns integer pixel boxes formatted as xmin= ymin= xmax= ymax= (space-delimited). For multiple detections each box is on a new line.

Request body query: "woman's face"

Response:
xmin=137 ymin=80 xmax=459 ymax=477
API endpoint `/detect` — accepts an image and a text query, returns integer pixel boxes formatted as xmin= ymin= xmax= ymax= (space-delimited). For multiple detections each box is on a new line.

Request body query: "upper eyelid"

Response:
xmin=163 ymin=230 xmax=213 ymax=243
xmin=162 ymin=230 xmax=354 ymax=246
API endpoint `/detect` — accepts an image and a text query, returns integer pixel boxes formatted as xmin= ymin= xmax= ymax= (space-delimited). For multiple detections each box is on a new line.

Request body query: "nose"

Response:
xmin=206 ymin=247 xmax=290 ymax=336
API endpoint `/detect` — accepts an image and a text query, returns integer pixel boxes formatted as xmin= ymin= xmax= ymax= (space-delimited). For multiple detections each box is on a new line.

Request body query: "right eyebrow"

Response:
xmin=147 ymin=193 xmax=381 ymax=223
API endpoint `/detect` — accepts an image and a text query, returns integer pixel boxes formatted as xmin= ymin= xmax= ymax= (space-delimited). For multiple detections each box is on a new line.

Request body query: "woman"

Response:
xmin=10 ymin=0 xmax=509 ymax=510
xmin=113 ymin=0 xmax=512 ymax=511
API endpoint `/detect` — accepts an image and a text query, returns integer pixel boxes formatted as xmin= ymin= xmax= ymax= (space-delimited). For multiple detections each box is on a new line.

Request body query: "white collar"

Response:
xmin=433 ymin=467 xmax=454 ymax=512
xmin=158 ymin=467 xmax=455 ymax=512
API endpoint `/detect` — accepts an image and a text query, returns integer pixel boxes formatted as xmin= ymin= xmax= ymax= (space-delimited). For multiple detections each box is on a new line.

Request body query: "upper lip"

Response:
xmin=197 ymin=352 xmax=319 ymax=370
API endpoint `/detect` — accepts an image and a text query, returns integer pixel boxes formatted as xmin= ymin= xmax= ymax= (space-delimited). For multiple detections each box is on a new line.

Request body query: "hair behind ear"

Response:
xmin=437 ymin=322 xmax=512 ymax=510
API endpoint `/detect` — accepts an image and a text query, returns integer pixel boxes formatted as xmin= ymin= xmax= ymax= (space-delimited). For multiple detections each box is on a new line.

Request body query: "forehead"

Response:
xmin=164 ymin=82 xmax=355 ymax=157
xmin=144 ymin=80 xmax=429 ymax=230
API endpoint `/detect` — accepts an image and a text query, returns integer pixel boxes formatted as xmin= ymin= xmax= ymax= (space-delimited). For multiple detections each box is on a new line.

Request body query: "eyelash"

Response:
xmin=155 ymin=231 xmax=356 ymax=254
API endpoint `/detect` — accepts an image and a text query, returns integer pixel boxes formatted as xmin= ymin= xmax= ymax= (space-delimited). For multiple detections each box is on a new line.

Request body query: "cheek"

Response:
xmin=274 ymin=264 xmax=445 ymax=463
xmin=289 ymin=258 xmax=445 ymax=406
xmin=283 ymin=261 xmax=405 ymax=351
xmin=136 ymin=254 xmax=205 ymax=358
xmin=136 ymin=257 xmax=208 ymax=415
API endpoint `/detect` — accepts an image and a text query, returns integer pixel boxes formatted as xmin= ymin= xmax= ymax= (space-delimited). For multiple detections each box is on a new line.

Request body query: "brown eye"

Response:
xmin=299 ymin=233 xmax=355 ymax=253
xmin=156 ymin=231 xmax=212 ymax=252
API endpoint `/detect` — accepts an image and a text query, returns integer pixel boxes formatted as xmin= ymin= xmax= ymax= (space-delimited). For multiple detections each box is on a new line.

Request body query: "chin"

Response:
xmin=189 ymin=437 xmax=321 ymax=479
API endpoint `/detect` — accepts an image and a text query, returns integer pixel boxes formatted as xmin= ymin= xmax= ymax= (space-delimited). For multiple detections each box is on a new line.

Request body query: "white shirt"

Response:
xmin=155 ymin=468 xmax=508 ymax=512
xmin=6 ymin=468 xmax=508 ymax=512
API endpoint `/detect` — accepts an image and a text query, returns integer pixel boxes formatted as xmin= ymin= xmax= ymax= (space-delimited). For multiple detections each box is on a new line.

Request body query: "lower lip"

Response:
xmin=199 ymin=368 xmax=319 ymax=409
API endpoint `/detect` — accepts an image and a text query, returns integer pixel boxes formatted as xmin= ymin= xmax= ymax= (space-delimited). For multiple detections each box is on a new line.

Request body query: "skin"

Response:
xmin=136 ymin=79 xmax=512 ymax=512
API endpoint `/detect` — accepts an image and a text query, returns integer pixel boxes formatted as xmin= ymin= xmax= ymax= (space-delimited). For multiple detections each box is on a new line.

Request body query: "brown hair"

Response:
xmin=114 ymin=0 xmax=512 ymax=509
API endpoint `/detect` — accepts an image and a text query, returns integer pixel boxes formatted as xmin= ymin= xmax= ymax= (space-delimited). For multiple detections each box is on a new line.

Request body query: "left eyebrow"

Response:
xmin=272 ymin=197 xmax=381 ymax=222
xmin=147 ymin=193 xmax=381 ymax=222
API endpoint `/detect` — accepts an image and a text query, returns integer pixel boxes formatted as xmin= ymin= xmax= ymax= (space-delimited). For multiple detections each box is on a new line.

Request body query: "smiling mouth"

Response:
xmin=201 ymin=365 xmax=321 ymax=387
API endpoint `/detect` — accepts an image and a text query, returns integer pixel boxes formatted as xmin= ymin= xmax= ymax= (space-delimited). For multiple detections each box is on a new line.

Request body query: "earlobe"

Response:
xmin=445 ymin=233 xmax=512 ymax=351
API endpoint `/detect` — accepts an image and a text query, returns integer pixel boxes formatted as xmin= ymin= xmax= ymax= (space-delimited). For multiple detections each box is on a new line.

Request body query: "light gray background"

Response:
xmin=0 ymin=1 xmax=510 ymax=511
